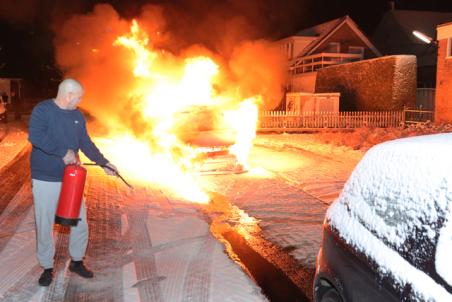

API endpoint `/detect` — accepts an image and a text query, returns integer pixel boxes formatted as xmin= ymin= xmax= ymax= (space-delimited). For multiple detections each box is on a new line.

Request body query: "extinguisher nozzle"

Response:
xmin=82 ymin=162 xmax=133 ymax=190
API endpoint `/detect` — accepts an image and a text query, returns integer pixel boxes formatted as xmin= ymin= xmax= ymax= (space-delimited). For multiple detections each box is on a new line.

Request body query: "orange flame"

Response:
xmin=98 ymin=20 xmax=261 ymax=203
xmin=113 ymin=20 xmax=156 ymax=78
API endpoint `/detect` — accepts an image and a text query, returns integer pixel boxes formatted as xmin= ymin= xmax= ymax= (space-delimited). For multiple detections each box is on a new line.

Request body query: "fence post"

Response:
xmin=402 ymin=106 xmax=406 ymax=127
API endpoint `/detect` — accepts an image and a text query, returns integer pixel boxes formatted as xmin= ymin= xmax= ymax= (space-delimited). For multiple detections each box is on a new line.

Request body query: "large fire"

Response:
xmin=93 ymin=20 xmax=261 ymax=203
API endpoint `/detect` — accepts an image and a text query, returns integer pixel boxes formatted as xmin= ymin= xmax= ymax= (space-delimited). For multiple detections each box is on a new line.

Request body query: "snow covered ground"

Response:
xmin=0 ymin=122 xmax=29 ymax=170
xmin=198 ymin=140 xmax=364 ymax=300
xmin=3 ymin=122 xmax=450 ymax=301
xmin=0 ymin=159 xmax=267 ymax=301
xmin=258 ymin=123 xmax=452 ymax=153
xmin=0 ymin=125 xmax=269 ymax=302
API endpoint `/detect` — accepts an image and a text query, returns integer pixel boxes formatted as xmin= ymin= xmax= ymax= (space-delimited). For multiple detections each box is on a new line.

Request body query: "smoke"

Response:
xmin=54 ymin=4 xmax=132 ymax=130
xmin=0 ymin=0 xmax=89 ymax=29
xmin=53 ymin=2 xmax=288 ymax=132
xmin=0 ymin=0 xmax=39 ymax=26
xmin=229 ymin=40 xmax=287 ymax=110
xmin=159 ymin=1 xmax=260 ymax=56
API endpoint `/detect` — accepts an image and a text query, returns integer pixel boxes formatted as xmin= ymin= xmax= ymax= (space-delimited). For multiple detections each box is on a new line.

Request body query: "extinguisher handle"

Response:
xmin=82 ymin=162 xmax=134 ymax=190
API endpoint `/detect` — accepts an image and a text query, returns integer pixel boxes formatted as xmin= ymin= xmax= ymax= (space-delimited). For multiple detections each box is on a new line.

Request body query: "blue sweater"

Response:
xmin=29 ymin=99 xmax=109 ymax=181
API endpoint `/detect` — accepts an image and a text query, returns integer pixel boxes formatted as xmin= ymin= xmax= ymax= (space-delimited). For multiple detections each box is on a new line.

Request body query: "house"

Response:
xmin=435 ymin=22 xmax=452 ymax=123
xmin=277 ymin=15 xmax=381 ymax=93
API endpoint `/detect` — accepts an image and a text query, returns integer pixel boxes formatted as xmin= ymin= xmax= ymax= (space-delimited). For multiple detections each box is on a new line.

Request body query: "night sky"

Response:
xmin=1 ymin=0 xmax=452 ymax=96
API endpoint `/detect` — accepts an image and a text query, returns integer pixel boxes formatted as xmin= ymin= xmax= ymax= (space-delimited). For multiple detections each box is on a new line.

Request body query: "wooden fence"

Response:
xmin=404 ymin=109 xmax=434 ymax=125
xmin=258 ymin=110 xmax=430 ymax=131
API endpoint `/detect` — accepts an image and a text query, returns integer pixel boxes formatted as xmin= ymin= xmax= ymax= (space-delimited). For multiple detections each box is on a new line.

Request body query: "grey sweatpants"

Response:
xmin=32 ymin=179 xmax=89 ymax=269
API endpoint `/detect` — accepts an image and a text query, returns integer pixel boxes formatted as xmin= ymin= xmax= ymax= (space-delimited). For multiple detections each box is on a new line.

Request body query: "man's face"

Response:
xmin=66 ymin=91 xmax=83 ymax=110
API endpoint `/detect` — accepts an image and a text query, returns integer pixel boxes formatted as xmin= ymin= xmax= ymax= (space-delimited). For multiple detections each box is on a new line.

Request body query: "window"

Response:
xmin=326 ymin=42 xmax=340 ymax=53
xmin=348 ymin=46 xmax=364 ymax=56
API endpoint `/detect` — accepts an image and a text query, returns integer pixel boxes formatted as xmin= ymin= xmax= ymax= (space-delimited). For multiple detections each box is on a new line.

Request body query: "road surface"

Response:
xmin=0 ymin=138 xmax=361 ymax=301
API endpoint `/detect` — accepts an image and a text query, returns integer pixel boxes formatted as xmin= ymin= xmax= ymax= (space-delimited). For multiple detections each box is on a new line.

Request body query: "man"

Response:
xmin=28 ymin=78 xmax=118 ymax=286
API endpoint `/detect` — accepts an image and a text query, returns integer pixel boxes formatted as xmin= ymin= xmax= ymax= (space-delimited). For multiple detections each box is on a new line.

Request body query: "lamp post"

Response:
xmin=412 ymin=30 xmax=438 ymax=45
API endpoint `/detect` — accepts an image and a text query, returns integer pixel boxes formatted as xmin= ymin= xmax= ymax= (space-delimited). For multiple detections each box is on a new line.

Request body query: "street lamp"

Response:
xmin=412 ymin=30 xmax=437 ymax=45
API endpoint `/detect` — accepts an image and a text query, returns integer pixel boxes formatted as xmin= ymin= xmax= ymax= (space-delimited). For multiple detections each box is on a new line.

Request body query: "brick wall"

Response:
xmin=435 ymin=38 xmax=452 ymax=123
xmin=315 ymin=55 xmax=416 ymax=111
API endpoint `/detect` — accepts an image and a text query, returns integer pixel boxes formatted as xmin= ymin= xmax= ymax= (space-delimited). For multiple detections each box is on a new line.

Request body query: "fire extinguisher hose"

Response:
xmin=82 ymin=163 xmax=134 ymax=189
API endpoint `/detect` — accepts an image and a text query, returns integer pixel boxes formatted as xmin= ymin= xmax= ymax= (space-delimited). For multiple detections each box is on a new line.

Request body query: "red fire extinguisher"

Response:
xmin=55 ymin=164 xmax=87 ymax=226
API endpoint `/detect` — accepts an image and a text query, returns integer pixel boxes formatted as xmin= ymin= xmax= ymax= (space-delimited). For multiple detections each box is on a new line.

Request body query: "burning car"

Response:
xmin=172 ymin=105 xmax=246 ymax=174
xmin=314 ymin=133 xmax=452 ymax=302
xmin=83 ymin=21 xmax=260 ymax=202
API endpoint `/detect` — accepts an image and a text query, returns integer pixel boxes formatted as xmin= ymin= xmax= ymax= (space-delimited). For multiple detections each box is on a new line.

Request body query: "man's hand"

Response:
xmin=103 ymin=162 xmax=118 ymax=176
xmin=63 ymin=149 xmax=77 ymax=165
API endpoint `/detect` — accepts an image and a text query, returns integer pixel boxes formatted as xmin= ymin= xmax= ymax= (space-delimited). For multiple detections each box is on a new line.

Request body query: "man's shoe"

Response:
xmin=38 ymin=268 xmax=53 ymax=286
xmin=69 ymin=261 xmax=94 ymax=278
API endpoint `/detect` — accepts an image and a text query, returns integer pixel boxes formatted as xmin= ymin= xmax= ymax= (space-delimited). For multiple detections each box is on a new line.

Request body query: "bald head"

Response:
xmin=55 ymin=79 xmax=84 ymax=110
xmin=57 ymin=79 xmax=83 ymax=99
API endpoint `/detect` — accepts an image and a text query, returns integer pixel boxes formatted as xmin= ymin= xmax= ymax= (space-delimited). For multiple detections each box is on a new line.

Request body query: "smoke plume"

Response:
xmin=53 ymin=2 xmax=288 ymax=132
xmin=0 ymin=0 xmax=39 ymax=26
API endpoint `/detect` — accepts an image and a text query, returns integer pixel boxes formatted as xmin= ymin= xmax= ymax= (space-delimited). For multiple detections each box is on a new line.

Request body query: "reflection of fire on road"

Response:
xmin=89 ymin=20 xmax=261 ymax=203
xmin=206 ymin=192 xmax=261 ymax=242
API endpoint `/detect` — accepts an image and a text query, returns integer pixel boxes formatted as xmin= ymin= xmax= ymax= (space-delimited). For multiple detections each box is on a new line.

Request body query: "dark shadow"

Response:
xmin=223 ymin=230 xmax=310 ymax=302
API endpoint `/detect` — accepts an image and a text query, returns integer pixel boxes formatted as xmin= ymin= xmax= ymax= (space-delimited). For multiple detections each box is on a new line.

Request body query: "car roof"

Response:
xmin=377 ymin=132 xmax=452 ymax=149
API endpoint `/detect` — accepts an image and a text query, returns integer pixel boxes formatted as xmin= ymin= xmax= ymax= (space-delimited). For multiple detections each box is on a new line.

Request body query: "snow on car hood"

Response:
xmin=327 ymin=133 xmax=452 ymax=301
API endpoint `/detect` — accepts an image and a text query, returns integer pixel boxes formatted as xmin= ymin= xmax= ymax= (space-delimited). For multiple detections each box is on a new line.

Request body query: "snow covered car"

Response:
xmin=314 ymin=133 xmax=452 ymax=302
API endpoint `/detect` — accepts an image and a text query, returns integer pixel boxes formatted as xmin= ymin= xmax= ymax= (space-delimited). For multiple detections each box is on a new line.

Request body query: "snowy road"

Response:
xmin=201 ymin=144 xmax=362 ymax=301
xmin=0 ymin=150 xmax=266 ymax=302
xmin=0 ymin=135 xmax=361 ymax=301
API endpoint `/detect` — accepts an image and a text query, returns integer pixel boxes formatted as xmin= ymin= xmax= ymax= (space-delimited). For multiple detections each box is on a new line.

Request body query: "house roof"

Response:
xmin=295 ymin=17 xmax=343 ymax=37
xmin=285 ymin=15 xmax=381 ymax=68
xmin=294 ymin=15 xmax=381 ymax=58
xmin=438 ymin=21 xmax=452 ymax=29
xmin=437 ymin=21 xmax=452 ymax=40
